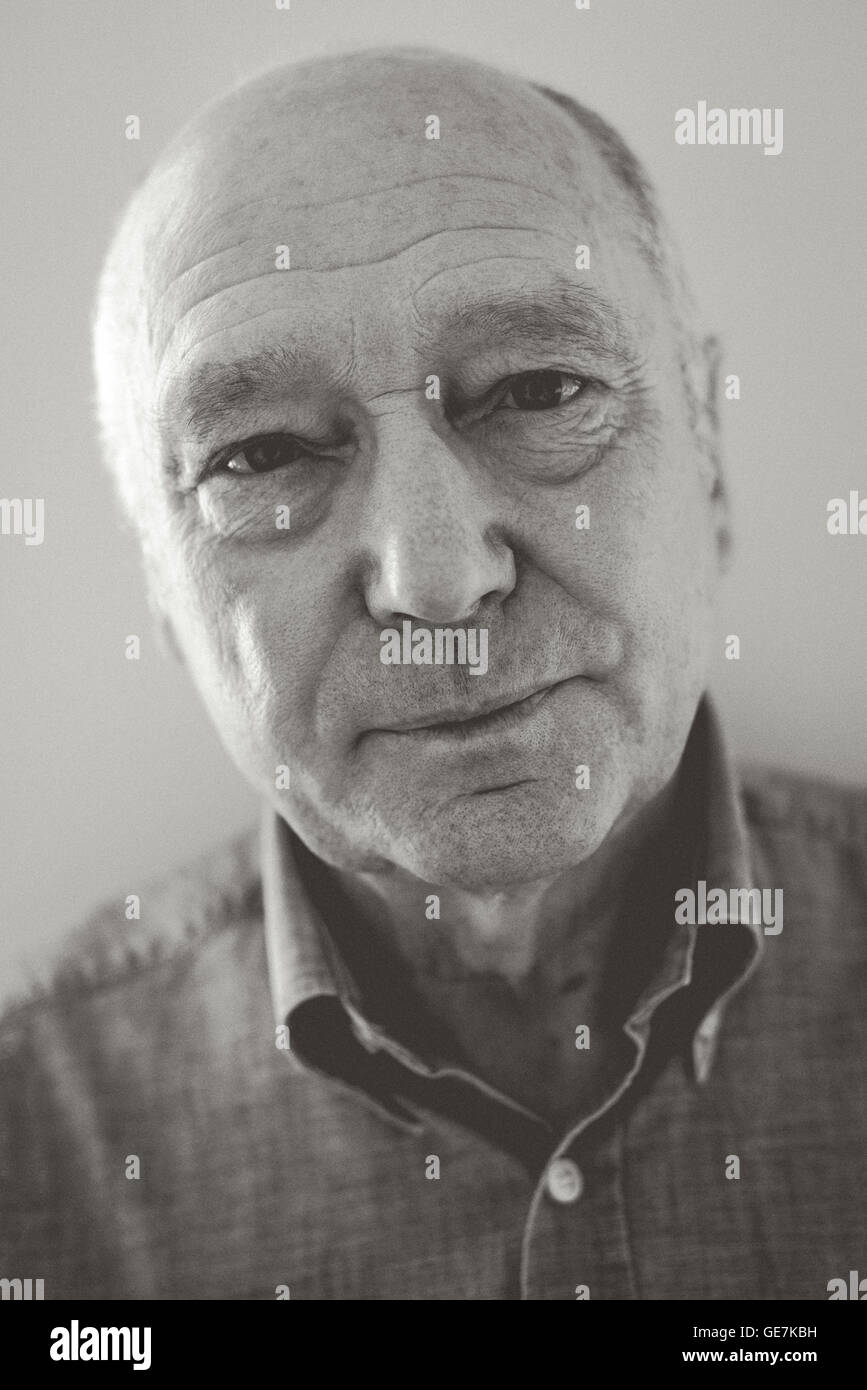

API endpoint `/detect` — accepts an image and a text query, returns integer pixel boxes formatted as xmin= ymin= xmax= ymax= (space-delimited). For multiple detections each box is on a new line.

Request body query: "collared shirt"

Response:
xmin=1 ymin=698 xmax=865 ymax=1300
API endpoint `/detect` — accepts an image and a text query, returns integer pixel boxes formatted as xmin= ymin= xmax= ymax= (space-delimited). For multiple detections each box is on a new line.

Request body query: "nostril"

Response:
xmin=388 ymin=604 xmax=483 ymax=629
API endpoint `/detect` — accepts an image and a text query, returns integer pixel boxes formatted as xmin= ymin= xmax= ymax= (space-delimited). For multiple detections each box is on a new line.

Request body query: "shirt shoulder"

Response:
xmin=739 ymin=760 xmax=867 ymax=847
xmin=0 ymin=825 xmax=263 ymax=1033
xmin=737 ymin=760 xmax=867 ymax=962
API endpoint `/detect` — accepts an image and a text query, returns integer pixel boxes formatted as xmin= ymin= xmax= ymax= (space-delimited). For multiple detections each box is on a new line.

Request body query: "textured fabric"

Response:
xmin=1 ymin=699 xmax=865 ymax=1300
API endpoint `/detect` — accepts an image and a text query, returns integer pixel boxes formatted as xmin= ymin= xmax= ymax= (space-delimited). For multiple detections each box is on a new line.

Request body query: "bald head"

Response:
xmin=93 ymin=48 xmax=703 ymax=524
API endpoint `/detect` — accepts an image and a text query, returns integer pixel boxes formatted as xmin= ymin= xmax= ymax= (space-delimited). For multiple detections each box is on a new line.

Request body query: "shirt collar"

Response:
xmin=262 ymin=694 xmax=763 ymax=1087
xmin=621 ymin=696 xmax=763 ymax=1082
xmin=261 ymin=805 xmax=354 ymax=1026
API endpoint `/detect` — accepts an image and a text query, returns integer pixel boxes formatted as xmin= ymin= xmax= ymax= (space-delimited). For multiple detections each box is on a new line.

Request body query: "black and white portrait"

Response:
xmin=1 ymin=0 xmax=865 ymax=1316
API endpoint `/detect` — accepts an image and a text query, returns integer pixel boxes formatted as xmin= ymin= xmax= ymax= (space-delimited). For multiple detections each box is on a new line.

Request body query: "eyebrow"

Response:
xmin=435 ymin=281 xmax=638 ymax=364
xmin=155 ymin=342 xmax=308 ymax=447
xmin=157 ymin=283 xmax=639 ymax=447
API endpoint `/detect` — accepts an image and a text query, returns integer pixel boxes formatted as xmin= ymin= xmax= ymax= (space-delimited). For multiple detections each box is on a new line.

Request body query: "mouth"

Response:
xmin=380 ymin=678 xmax=572 ymax=739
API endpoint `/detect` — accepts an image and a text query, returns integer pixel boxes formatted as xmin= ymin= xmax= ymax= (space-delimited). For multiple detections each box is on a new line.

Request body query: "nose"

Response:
xmin=359 ymin=412 xmax=516 ymax=627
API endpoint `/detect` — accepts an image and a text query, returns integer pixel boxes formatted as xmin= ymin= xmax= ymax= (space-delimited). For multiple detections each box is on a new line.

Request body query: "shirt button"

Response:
xmin=545 ymin=1157 xmax=584 ymax=1204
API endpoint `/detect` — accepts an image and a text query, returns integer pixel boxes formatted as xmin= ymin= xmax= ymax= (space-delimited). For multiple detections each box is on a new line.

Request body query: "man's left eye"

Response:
xmin=223 ymin=435 xmax=307 ymax=475
xmin=500 ymin=370 xmax=585 ymax=412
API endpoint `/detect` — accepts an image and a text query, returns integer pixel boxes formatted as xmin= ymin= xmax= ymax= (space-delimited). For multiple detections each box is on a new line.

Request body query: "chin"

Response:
xmin=392 ymin=780 xmax=621 ymax=889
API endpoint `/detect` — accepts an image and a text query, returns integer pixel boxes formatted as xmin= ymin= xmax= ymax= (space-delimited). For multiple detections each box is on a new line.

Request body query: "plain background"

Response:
xmin=2 ymin=0 xmax=865 ymax=992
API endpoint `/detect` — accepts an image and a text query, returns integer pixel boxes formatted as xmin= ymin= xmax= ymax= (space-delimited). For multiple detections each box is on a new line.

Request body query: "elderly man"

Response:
xmin=1 ymin=48 xmax=864 ymax=1302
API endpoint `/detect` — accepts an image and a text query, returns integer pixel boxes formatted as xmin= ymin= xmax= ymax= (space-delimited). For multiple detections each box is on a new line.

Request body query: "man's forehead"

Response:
xmin=142 ymin=52 xmax=638 ymax=310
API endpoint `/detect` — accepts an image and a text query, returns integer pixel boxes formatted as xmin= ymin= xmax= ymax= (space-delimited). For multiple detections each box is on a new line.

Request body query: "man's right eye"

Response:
xmin=218 ymin=435 xmax=308 ymax=476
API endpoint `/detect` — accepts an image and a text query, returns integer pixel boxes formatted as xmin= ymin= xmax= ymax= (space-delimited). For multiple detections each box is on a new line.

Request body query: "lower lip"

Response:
xmin=383 ymin=681 xmax=567 ymax=745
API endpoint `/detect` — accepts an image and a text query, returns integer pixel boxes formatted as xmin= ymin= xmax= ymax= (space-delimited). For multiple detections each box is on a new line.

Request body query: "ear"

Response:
xmin=694 ymin=333 xmax=732 ymax=571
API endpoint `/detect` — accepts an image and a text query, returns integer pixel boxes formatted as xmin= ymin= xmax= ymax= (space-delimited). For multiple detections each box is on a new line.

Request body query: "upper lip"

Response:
xmin=380 ymin=678 xmax=568 ymax=733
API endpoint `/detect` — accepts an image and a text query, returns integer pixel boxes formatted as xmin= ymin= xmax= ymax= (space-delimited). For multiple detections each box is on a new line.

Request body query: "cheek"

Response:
xmin=151 ymin=537 xmax=287 ymax=737
xmin=528 ymin=434 xmax=717 ymax=677
xmin=612 ymin=467 xmax=717 ymax=716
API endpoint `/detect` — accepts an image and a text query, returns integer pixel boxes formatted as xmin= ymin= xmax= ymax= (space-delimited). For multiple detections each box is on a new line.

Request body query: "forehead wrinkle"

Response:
xmin=149 ymin=165 xmax=599 ymax=314
xmin=166 ymin=226 xmax=548 ymax=322
xmin=162 ymin=224 xmax=558 ymax=336
xmin=153 ymin=269 xmax=279 ymax=338
xmin=166 ymin=173 xmax=575 ymax=258
xmin=164 ymin=306 xmax=290 ymax=369
xmin=162 ymin=235 xmax=259 ymax=289
xmin=154 ymin=231 xmax=568 ymax=372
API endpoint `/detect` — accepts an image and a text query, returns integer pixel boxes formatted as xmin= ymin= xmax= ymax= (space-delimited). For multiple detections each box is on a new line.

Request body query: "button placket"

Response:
xmin=521 ymin=1126 xmax=638 ymax=1300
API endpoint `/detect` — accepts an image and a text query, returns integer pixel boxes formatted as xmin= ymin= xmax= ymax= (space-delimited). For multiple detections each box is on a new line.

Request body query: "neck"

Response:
xmin=328 ymin=774 xmax=682 ymax=1000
